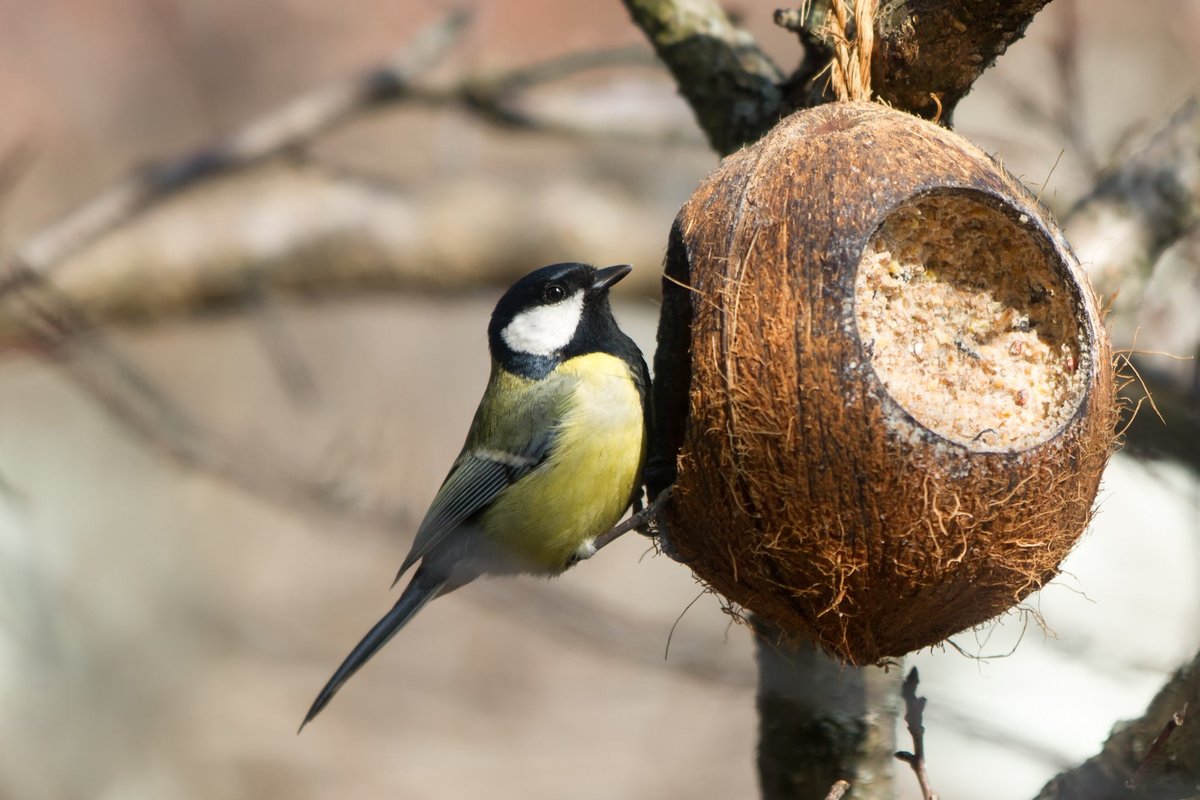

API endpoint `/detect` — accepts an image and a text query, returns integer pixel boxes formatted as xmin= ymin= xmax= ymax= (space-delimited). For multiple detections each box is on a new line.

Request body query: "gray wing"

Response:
xmin=394 ymin=438 xmax=550 ymax=582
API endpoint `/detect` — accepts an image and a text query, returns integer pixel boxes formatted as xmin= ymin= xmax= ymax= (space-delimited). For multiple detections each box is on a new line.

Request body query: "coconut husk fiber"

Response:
xmin=652 ymin=102 xmax=1117 ymax=664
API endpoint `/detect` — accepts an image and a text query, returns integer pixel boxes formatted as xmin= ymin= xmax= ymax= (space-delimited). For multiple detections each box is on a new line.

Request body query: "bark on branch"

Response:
xmin=870 ymin=0 xmax=1053 ymax=120
xmin=1034 ymin=648 xmax=1200 ymax=800
xmin=623 ymin=0 xmax=1053 ymax=154
xmin=620 ymin=0 xmax=786 ymax=155
xmin=754 ymin=617 xmax=901 ymax=800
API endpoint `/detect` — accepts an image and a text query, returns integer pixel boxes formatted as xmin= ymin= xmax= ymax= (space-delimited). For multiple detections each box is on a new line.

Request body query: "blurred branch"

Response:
xmin=1117 ymin=358 xmax=1200 ymax=470
xmin=1065 ymin=97 xmax=1200 ymax=339
xmin=754 ymin=615 xmax=901 ymax=800
xmin=2 ymin=12 xmax=683 ymax=300
xmin=1034 ymin=648 xmax=1200 ymax=800
xmin=6 ymin=264 xmax=411 ymax=532
xmin=0 ymin=28 xmax=683 ymax=519
xmin=0 ymin=12 xmax=687 ymax=510
xmin=4 ymin=12 xmax=471 ymax=291
xmin=1063 ymin=98 xmax=1200 ymax=472
xmin=406 ymin=44 xmax=695 ymax=143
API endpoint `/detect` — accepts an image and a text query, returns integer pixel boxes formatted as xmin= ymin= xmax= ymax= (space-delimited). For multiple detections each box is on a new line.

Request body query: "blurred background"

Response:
xmin=0 ymin=1 xmax=1197 ymax=798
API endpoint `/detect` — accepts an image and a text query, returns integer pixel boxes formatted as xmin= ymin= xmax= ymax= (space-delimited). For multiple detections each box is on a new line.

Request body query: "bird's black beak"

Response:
xmin=592 ymin=264 xmax=632 ymax=291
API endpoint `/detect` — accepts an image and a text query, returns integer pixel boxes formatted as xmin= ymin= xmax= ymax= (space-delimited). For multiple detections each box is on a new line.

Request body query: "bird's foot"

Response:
xmin=591 ymin=486 xmax=674 ymax=554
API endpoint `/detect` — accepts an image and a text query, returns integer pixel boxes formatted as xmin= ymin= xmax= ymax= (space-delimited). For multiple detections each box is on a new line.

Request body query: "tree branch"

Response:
xmin=1034 ymin=648 xmax=1200 ymax=800
xmin=620 ymin=0 xmax=786 ymax=155
xmin=870 ymin=0 xmax=1053 ymax=121
xmin=629 ymin=0 xmax=1056 ymax=149
xmin=1062 ymin=98 xmax=1200 ymax=472
xmin=6 ymin=265 xmax=413 ymax=530
xmin=410 ymin=45 xmax=687 ymax=143
xmin=0 ymin=20 xmax=691 ymax=336
xmin=1065 ymin=98 xmax=1200 ymax=341
xmin=755 ymin=616 xmax=901 ymax=800
xmin=3 ymin=12 xmax=471 ymax=291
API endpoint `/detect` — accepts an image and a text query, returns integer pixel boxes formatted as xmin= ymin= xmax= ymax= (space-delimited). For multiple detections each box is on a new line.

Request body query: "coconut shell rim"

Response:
xmin=846 ymin=182 xmax=1106 ymax=458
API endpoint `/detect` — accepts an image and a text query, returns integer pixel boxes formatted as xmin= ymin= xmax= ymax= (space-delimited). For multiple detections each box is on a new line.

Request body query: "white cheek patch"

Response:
xmin=501 ymin=292 xmax=585 ymax=356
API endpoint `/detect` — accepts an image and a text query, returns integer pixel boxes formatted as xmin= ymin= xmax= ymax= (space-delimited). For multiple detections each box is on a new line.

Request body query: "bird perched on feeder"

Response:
xmin=301 ymin=262 xmax=651 ymax=729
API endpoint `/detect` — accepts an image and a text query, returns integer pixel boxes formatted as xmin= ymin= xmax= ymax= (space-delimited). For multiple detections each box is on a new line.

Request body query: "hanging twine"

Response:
xmin=823 ymin=0 xmax=878 ymax=102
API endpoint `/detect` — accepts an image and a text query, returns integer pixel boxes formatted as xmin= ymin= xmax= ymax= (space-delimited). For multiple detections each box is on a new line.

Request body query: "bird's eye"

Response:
xmin=542 ymin=283 xmax=567 ymax=303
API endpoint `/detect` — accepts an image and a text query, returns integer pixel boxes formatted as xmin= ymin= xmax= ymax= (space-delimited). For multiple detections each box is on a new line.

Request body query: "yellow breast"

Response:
xmin=482 ymin=352 xmax=646 ymax=572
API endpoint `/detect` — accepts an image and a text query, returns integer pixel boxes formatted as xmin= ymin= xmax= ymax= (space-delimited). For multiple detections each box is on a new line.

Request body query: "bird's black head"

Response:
xmin=488 ymin=262 xmax=632 ymax=379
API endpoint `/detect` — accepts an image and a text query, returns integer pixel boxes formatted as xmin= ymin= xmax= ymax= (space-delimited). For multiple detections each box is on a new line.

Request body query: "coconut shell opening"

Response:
xmin=854 ymin=193 xmax=1087 ymax=452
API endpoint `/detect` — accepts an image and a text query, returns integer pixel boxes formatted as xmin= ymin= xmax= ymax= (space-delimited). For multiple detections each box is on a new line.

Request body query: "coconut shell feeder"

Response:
xmin=652 ymin=100 xmax=1117 ymax=665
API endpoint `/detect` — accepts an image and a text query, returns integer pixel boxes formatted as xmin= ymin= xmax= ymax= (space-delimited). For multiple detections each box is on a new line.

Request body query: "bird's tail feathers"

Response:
xmin=299 ymin=569 xmax=446 ymax=731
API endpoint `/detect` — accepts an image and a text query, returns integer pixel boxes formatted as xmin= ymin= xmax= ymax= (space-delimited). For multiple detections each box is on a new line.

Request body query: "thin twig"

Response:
xmin=405 ymin=56 xmax=696 ymax=145
xmin=469 ymin=44 xmax=660 ymax=93
xmin=593 ymin=486 xmax=674 ymax=552
xmin=895 ymin=667 xmax=939 ymax=800
xmin=1126 ymin=702 xmax=1188 ymax=790
xmin=823 ymin=780 xmax=851 ymax=800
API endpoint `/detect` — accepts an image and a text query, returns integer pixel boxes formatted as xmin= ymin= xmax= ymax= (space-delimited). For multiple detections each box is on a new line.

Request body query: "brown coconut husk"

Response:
xmin=653 ymin=101 xmax=1117 ymax=664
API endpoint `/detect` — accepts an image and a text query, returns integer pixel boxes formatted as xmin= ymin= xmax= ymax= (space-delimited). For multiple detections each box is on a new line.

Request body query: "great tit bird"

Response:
xmin=301 ymin=262 xmax=650 ymax=729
